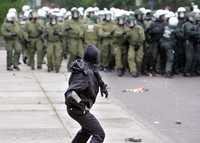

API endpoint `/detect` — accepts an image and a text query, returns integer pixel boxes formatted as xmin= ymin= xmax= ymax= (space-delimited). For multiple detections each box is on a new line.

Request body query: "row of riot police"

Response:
xmin=2 ymin=6 xmax=200 ymax=77
xmin=143 ymin=7 xmax=200 ymax=77
xmin=1 ymin=6 xmax=145 ymax=76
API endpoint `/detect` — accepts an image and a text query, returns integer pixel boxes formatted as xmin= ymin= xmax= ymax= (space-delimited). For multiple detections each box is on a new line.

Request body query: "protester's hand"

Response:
xmin=100 ymin=84 xmax=108 ymax=98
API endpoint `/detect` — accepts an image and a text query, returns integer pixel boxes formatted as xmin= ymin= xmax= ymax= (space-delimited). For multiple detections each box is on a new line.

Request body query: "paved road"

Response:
xmin=102 ymin=72 xmax=200 ymax=143
xmin=0 ymin=50 xmax=173 ymax=143
xmin=0 ymin=47 xmax=199 ymax=142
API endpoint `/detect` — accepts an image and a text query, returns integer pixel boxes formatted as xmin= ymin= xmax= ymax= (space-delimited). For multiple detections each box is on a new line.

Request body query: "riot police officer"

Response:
xmin=45 ymin=14 xmax=63 ymax=73
xmin=65 ymin=7 xmax=84 ymax=70
xmin=112 ymin=16 xmax=127 ymax=76
xmin=160 ymin=17 xmax=178 ymax=77
xmin=126 ymin=17 xmax=145 ymax=77
xmin=134 ymin=9 xmax=144 ymax=28
xmin=98 ymin=11 xmax=115 ymax=71
xmin=174 ymin=7 xmax=187 ymax=74
xmin=192 ymin=15 xmax=200 ymax=75
xmin=25 ymin=11 xmax=44 ymax=70
xmin=146 ymin=10 xmax=166 ymax=75
xmin=182 ymin=12 xmax=197 ymax=76
xmin=1 ymin=11 xmax=22 ymax=71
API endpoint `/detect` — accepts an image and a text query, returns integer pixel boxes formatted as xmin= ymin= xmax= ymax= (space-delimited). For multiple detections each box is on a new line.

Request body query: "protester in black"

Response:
xmin=65 ymin=45 xmax=108 ymax=143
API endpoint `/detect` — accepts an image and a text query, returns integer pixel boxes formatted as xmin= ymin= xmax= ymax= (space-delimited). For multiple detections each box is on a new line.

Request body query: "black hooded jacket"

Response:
xmin=65 ymin=59 xmax=104 ymax=109
xmin=146 ymin=19 xmax=166 ymax=41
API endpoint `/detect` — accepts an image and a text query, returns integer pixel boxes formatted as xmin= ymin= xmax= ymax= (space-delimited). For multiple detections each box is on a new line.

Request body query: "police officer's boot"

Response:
xmin=37 ymin=65 xmax=42 ymax=69
xmin=23 ymin=56 xmax=27 ymax=64
xmin=14 ymin=66 xmax=20 ymax=71
xmin=55 ymin=65 xmax=60 ymax=73
xmin=196 ymin=70 xmax=200 ymax=76
xmin=117 ymin=69 xmax=124 ymax=77
xmin=7 ymin=66 xmax=13 ymax=71
xmin=165 ymin=72 xmax=173 ymax=78
xmin=99 ymin=65 xmax=104 ymax=71
xmin=55 ymin=68 xmax=60 ymax=73
xmin=131 ymin=72 xmax=139 ymax=78
xmin=63 ymin=53 xmax=67 ymax=59
xmin=48 ymin=67 xmax=53 ymax=72
xmin=183 ymin=72 xmax=191 ymax=77
xmin=31 ymin=66 xmax=35 ymax=70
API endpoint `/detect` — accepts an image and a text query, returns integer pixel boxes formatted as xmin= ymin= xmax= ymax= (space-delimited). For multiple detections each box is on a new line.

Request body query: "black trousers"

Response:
xmin=148 ymin=41 xmax=160 ymax=73
xmin=174 ymin=40 xmax=185 ymax=73
xmin=159 ymin=39 xmax=175 ymax=74
xmin=191 ymin=43 xmax=200 ymax=74
xmin=142 ymin=42 xmax=152 ymax=73
xmin=184 ymin=40 xmax=194 ymax=74
xmin=67 ymin=107 xmax=105 ymax=143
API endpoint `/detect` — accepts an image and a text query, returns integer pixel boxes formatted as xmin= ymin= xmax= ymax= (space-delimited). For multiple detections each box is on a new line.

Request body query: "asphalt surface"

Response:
xmin=0 ymin=39 xmax=199 ymax=142
xmin=0 ymin=50 xmax=174 ymax=143
xmin=102 ymin=72 xmax=200 ymax=143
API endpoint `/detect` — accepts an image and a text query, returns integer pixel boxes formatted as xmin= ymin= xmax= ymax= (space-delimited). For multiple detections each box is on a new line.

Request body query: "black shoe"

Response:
xmin=14 ymin=66 xmax=20 ymax=71
xmin=143 ymin=71 xmax=149 ymax=76
xmin=131 ymin=72 xmax=139 ymax=78
xmin=191 ymin=72 xmax=197 ymax=77
xmin=55 ymin=68 xmax=60 ymax=73
xmin=117 ymin=69 xmax=124 ymax=77
xmin=104 ymin=67 xmax=112 ymax=72
xmin=23 ymin=57 xmax=27 ymax=64
xmin=196 ymin=71 xmax=200 ymax=76
xmin=37 ymin=66 xmax=42 ymax=69
xmin=165 ymin=73 xmax=173 ymax=78
xmin=99 ymin=66 xmax=104 ymax=71
xmin=31 ymin=66 xmax=35 ymax=70
xmin=174 ymin=70 xmax=180 ymax=75
xmin=183 ymin=73 xmax=191 ymax=77
xmin=7 ymin=67 xmax=13 ymax=71
xmin=48 ymin=68 xmax=53 ymax=72
xmin=63 ymin=54 xmax=67 ymax=59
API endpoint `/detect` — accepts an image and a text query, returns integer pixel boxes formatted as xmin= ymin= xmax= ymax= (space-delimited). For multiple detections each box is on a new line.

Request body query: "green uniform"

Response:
xmin=126 ymin=25 xmax=145 ymax=75
xmin=25 ymin=20 xmax=43 ymax=69
xmin=46 ymin=23 xmax=63 ymax=72
xmin=58 ymin=21 xmax=68 ymax=59
xmin=19 ymin=21 xmax=29 ymax=64
xmin=83 ymin=23 xmax=98 ymax=47
xmin=96 ymin=22 xmax=103 ymax=50
xmin=143 ymin=19 xmax=153 ymax=74
xmin=144 ymin=20 xmax=152 ymax=30
xmin=63 ymin=19 xmax=71 ymax=59
xmin=65 ymin=19 xmax=84 ymax=69
xmin=37 ymin=18 xmax=47 ymax=65
xmin=1 ymin=21 xmax=22 ymax=69
xmin=98 ymin=21 xmax=115 ymax=68
xmin=112 ymin=24 xmax=126 ymax=70
xmin=182 ymin=21 xmax=196 ymax=75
